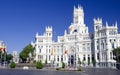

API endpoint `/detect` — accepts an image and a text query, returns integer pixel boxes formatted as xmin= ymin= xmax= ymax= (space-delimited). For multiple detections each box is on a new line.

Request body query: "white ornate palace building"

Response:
xmin=32 ymin=5 xmax=120 ymax=68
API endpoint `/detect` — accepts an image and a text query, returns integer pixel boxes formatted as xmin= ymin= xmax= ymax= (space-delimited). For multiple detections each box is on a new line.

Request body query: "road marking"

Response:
xmin=81 ymin=72 xmax=89 ymax=75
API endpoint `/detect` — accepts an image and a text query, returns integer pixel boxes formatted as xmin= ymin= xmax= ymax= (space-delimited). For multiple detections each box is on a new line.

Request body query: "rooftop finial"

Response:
xmin=78 ymin=4 xmax=83 ymax=9
xmin=115 ymin=21 xmax=118 ymax=27
xmin=36 ymin=32 xmax=38 ymax=36
xmin=106 ymin=21 xmax=108 ymax=27
xmin=74 ymin=5 xmax=76 ymax=9
xmin=64 ymin=29 xmax=67 ymax=35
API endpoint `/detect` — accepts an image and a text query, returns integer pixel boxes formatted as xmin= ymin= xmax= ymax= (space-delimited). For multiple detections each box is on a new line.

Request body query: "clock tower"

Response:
xmin=73 ymin=5 xmax=84 ymax=25
xmin=69 ymin=5 xmax=88 ymax=34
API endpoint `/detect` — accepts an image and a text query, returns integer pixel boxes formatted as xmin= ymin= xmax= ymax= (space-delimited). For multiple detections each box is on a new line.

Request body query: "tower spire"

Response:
xmin=106 ymin=21 xmax=108 ymax=27
xmin=115 ymin=21 xmax=118 ymax=27
xmin=73 ymin=4 xmax=84 ymax=25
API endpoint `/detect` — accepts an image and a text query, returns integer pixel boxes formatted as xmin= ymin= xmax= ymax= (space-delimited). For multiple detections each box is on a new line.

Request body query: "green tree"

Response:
xmin=88 ymin=58 xmax=90 ymax=66
xmin=0 ymin=51 xmax=9 ymax=63
xmin=78 ymin=58 xmax=81 ymax=66
xmin=10 ymin=61 xmax=16 ymax=68
xmin=113 ymin=47 xmax=120 ymax=63
xmin=19 ymin=51 xmax=28 ymax=62
xmin=6 ymin=54 xmax=13 ymax=63
xmin=45 ymin=59 xmax=47 ymax=64
xmin=62 ymin=62 xmax=65 ymax=68
xmin=92 ymin=59 xmax=96 ymax=67
xmin=36 ymin=60 xmax=43 ymax=69
xmin=19 ymin=44 xmax=34 ymax=63
xmin=0 ymin=51 xmax=4 ymax=62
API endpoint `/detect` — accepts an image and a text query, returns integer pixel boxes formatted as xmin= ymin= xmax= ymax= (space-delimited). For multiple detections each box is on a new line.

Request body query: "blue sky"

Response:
xmin=0 ymin=0 xmax=120 ymax=54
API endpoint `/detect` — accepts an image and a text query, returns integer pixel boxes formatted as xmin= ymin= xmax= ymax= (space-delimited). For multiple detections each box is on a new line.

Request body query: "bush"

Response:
xmin=33 ymin=60 xmax=36 ymax=64
xmin=78 ymin=58 xmax=81 ymax=66
xmin=9 ymin=61 xmax=16 ymax=68
xmin=92 ymin=60 xmax=96 ymax=67
xmin=36 ymin=61 xmax=43 ymax=69
xmin=56 ymin=68 xmax=61 ymax=70
xmin=88 ymin=58 xmax=90 ymax=66
xmin=45 ymin=59 xmax=47 ymax=64
xmin=62 ymin=62 xmax=65 ymax=68
xmin=78 ymin=66 xmax=82 ymax=71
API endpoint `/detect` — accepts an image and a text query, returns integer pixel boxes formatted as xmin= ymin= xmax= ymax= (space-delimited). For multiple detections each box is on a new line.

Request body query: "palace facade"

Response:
xmin=32 ymin=5 xmax=120 ymax=69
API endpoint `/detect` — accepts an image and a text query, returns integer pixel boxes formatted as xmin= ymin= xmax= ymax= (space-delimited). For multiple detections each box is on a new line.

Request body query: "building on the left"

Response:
xmin=0 ymin=41 xmax=7 ymax=53
xmin=0 ymin=40 xmax=7 ymax=65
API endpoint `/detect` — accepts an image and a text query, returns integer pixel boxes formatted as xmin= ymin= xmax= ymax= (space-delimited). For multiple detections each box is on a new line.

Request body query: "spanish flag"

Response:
xmin=0 ymin=46 xmax=6 ymax=53
xmin=51 ymin=48 xmax=55 ymax=55
xmin=65 ymin=50 xmax=68 ymax=55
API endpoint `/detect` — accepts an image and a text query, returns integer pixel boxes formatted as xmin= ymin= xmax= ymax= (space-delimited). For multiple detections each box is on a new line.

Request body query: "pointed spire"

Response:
xmin=106 ymin=21 xmax=108 ymax=27
xmin=78 ymin=4 xmax=83 ymax=10
xmin=115 ymin=21 xmax=118 ymax=27
xmin=78 ymin=4 xmax=80 ymax=8
xmin=64 ymin=29 xmax=67 ymax=35
xmin=74 ymin=5 xmax=76 ymax=10
xmin=46 ymin=26 xmax=47 ymax=30
xmin=100 ymin=18 xmax=102 ymax=21
xmin=93 ymin=17 xmax=96 ymax=21
xmin=36 ymin=32 xmax=38 ymax=36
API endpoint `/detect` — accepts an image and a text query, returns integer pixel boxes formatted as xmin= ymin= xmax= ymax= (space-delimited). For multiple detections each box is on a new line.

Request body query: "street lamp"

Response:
xmin=106 ymin=49 xmax=108 ymax=67
xmin=74 ymin=33 xmax=77 ymax=68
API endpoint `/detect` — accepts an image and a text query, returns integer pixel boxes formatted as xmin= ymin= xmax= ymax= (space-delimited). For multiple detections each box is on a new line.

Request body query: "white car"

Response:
xmin=23 ymin=66 xmax=29 ymax=69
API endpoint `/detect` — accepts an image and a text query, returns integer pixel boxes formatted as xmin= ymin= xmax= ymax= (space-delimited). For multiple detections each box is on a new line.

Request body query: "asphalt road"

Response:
xmin=0 ymin=68 xmax=119 ymax=75
xmin=82 ymin=68 xmax=120 ymax=75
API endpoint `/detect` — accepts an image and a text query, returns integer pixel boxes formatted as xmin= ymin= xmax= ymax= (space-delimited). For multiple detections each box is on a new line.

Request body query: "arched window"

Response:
xmin=112 ymin=43 xmax=114 ymax=49
xmin=97 ymin=53 xmax=99 ymax=60
xmin=61 ymin=55 xmax=63 ymax=61
xmin=83 ymin=55 xmax=86 ymax=61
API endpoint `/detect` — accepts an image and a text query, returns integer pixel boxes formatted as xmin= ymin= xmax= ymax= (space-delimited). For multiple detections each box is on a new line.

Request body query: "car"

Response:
xmin=116 ymin=63 xmax=120 ymax=70
xmin=23 ymin=66 xmax=29 ymax=69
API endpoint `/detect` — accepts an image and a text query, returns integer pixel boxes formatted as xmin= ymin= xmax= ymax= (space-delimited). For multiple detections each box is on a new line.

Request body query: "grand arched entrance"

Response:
xmin=68 ymin=55 xmax=75 ymax=66
xmin=71 ymin=55 xmax=74 ymax=65
xmin=68 ymin=46 xmax=76 ymax=66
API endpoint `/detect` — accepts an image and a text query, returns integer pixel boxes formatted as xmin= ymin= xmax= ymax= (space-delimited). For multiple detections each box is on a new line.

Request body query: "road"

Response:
xmin=82 ymin=68 xmax=120 ymax=75
xmin=0 ymin=68 xmax=119 ymax=75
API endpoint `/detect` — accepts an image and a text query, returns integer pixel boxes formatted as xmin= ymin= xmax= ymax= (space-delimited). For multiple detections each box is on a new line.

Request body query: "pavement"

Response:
xmin=0 ymin=67 xmax=120 ymax=75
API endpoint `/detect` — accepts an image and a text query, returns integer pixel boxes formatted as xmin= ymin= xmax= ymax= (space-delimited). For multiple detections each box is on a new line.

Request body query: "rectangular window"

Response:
xmin=46 ymin=55 xmax=47 ymax=60
xmin=49 ymin=55 xmax=50 ymax=61
xmin=54 ymin=56 xmax=56 ymax=61
xmin=49 ymin=33 xmax=51 ymax=36
xmin=46 ymin=49 xmax=48 ymax=53
xmin=83 ymin=55 xmax=86 ymax=61
xmin=110 ymin=52 xmax=112 ymax=60
xmin=49 ymin=49 xmax=50 ymax=53
xmin=87 ymin=47 xmax=89 ymax=51
xmin=97 ymin=53 xmax=99 ymax=60
xmin=112 ymin=44 xmax=114 ymax=49
xmin=96 ymin=26 xmax=98 ymax=29
xmin=57 ymin=56 xmax=59 ymax=61
xmin=61 ymin=55 xmax=63 ymax=62
xmin=39 ymin=49 xmax=41 ymax=53
xmin=83 ymin=47 xmax=85 ymax=51
xmin=97 ymin=45 xmax=99 ymax=50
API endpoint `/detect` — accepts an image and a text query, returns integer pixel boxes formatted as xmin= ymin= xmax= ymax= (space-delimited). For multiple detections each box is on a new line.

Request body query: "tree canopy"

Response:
xmin=113 ymin=47 xmax=120 ymax=63
xmin=19 ymin=44 xmax=34 ymax=63
xmin=6 ymin=54 xmax=13 ymax=63
xmin=0 ymin=51 xmax=13 ymax=63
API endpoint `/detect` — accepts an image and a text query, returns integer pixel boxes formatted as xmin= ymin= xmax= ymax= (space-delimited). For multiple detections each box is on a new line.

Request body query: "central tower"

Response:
xmin=73 ymin=5 xmax=84 ymax=25
xmin=69 ymin=5 xmax=88 ymax=34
